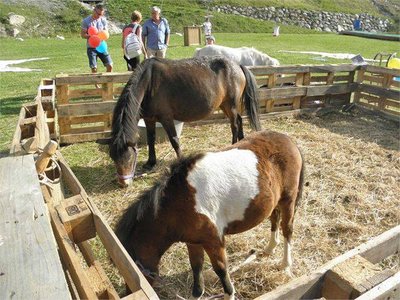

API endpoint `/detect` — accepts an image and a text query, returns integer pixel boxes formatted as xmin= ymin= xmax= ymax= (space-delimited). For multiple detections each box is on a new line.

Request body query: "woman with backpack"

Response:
xmin=122 ymin=10 xmax=147 ymax=71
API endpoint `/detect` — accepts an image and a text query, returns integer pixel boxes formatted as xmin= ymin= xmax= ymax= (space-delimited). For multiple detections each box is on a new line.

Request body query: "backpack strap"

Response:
xmin=129 ymin=23 xmax=140 ymax=35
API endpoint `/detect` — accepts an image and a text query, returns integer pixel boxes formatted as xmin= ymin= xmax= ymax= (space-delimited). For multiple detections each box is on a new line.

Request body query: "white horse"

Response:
xmin=194 ymin=45 xmax=280 ymax=67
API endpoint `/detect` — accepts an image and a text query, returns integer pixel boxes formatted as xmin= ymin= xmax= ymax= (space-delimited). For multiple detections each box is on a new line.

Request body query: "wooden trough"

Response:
xmin=2 ymin=63 xmax=399 ymax=299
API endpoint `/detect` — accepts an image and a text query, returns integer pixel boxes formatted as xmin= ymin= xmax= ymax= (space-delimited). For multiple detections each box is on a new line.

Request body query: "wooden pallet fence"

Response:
xmin=50 ymin=64 xmax=398 ymax=145
xmin=40 ymin=151 xmax=159 ymax=299
xmin=256 ymin=225 xmax=400 ymax=300
xmin=10 ymin=97 xmax=50 ymax=154
xmin=37 ymin=78 xmax=57 ymax=139
xmin=55 ymin=72 xmax=132 ymax=144
xmin=353 ymin=65 xmax=400 ymax=119
xmin=250 ymin=64 xmax=358 ymax=114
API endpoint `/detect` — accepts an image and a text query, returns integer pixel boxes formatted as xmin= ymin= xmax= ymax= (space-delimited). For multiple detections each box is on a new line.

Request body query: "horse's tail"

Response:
xmin=110 ymin=60 xmax=154 ymax=161
xmin=295 ymin=150 xmax=305 ymax=212
xmin=240 ymin=65 xmax=261 ymax=131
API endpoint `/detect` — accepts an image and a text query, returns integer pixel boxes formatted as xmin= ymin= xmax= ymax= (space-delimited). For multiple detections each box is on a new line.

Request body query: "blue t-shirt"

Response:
xmin=353 ymin=19 xmax=362 ymax=31
xmin=82 ymin=15 xmax=108 ymax=48
xmin=142 ymin=18 xmax=170 ymax=50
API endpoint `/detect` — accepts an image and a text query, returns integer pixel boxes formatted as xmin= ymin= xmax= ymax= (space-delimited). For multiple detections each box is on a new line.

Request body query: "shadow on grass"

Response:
xmin=68 ymin=164 xmax=121 ymax=194
xmin=0 ymin=95 xmax=35 ymax=116
xmin=297 ymin=108 xmax=400 ymax=152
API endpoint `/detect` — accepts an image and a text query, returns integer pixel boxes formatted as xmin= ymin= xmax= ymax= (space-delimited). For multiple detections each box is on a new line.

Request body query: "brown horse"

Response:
xmin=115 ymin=130 xmax=304 ymax=299
xmin=105 ymin=56 xmax=261 ymax=187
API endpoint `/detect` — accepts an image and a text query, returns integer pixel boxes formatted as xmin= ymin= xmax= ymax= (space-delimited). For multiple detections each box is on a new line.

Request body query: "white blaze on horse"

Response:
xmin=115 ymin=130 xmax=305 ymax=300
xmin=194 ymin=45 xmax=280 ymax=67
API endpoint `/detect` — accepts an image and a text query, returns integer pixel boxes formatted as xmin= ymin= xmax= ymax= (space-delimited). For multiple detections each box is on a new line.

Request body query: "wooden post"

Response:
xmin=35 ymin=140 xmax=58 ymax=173
xmin=322 ymin=255 xmax=395 ymax=299
xmin=353 ymin=68 xmax=365 ymax=103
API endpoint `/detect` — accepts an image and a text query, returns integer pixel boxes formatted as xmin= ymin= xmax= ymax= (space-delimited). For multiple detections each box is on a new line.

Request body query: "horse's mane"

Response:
xmin=115 ymin=152 xmax=205 ymax=247
xmin=110 ymin=60 xmax=153 ymax=161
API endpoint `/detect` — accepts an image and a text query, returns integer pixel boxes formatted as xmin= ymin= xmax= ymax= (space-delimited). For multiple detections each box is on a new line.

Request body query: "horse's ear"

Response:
xmin=96 ymin=137 xmax=112 ymax=145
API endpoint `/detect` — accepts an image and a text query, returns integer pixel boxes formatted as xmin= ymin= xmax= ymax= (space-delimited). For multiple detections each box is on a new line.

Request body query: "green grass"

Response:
xmin=1 ymin=0 xmax=396 ymax=38
xmin=0 ymin=33 xmax=398 ymax=154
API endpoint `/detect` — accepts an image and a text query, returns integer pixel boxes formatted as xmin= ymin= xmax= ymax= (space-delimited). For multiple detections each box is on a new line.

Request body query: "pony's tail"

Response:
xmin=295 ymin=150 xmax=305 ymax=212
xmin=240 ymin=65 xmax=261 ymax=131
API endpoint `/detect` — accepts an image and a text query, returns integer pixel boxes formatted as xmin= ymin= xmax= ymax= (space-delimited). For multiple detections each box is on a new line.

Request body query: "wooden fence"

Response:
xmin=39 ymin=64 xmax=399 ymax=145
xmin=55 ymin=72 xmax=131 ymax=144
xmin=353 ymin=65 xmax=400 ymax=119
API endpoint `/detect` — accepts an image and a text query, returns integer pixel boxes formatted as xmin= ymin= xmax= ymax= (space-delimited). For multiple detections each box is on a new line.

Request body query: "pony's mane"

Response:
xmin=110 ymin=60 xmax=152 ymax=161
xmin=115 ymin=152 xmax=205 ymax=247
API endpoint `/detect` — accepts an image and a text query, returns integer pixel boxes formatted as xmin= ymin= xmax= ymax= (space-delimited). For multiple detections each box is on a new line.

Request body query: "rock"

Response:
xmin=12 ymin=28 xmax=20 ymax=37
xmin=56 ymin=35 xmax=65 ymax=40
xmin=8 ymin=13 xmax=25 ymax=26
xmin=0 ymin=24 xmax=7 ymax=37
xmin=211 ymin=4 xmax=391 ymax=32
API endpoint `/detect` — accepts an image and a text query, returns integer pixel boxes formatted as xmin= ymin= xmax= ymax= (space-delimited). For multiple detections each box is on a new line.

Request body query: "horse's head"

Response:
xmin=129 ymin=241 xmax=161 ymax=285
xmin=97 ymin=137 xmax=139 ymax=187
xmin=112 ymin=141 xmax=138 ymax=187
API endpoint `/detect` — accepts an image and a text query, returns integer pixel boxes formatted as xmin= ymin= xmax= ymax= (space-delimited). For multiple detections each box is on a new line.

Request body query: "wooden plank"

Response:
xmin=57 ymin=101 xmax=116 ymax=117
xmin=102 ymin=82 xmax=114 ymax=101
xmin=326 ymin=72 xmax=335 ymax=85
xmin=35 ymin=100 xmax=51 ymax=150
xmin=56 ymin=194 xmax=96 ymax=244
xmin=69 ymin=114 xmax=109 ymax=125
xmin=365 ymin=65 xmax=400 ymax=77
xmin=356 ymin=271 xmax=400 ymax=300
xmin=258 ymin=86 xmax=307 ymax=100
xmin=309 ymin=64 xmax=359 ymax=73
xmin=92 ymin=210 xmax=159 ymax=300
xmin=306 ymin=83 xmax=358 ymax=97
xmin=69 ymin=126 xmax=107 ymax=135
xmin=78 ymin=241 xmax=120 ymax=299
xmin=57 ymin=84 xmax=69 ymax=105
xmin=58 ymin=116 xmax=72 ymax=135
xmin=0 ymin=155 xmax=70 ymax=299
xmin=359 ymin=84 xmax=400 ymax=101
xmin=68 ymin=88 xmax=102 ymax=99
xmin=43 ymin=188 xmax=98 ymax=299
xmin=55 ymin=72 xmax=131 ymax=85
xmin=55 ymin=152 xmax=159 ymax=299
xmin=60 ymin=131 xmax=111 ymax=144
xmin=363 ymin=74 xmax=384 ymax=85
xmin=334 ymin=75 xmax=353 ymax=82
xmin=321 ymin=255 xmax=393 ymax=299
xmin=9 ymin=106 xmax=26 ymax=154
xmin=255 ymin=225 xmax=400 ymax=300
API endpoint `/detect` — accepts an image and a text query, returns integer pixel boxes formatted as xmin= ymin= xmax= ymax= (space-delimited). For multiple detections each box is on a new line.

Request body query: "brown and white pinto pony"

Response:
xmin=115 ymin=130 xmax=304 ymax=299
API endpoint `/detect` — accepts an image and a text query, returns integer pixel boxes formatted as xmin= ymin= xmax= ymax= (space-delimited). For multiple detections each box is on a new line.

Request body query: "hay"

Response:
xmin=61 ymin=108 xmax=400 ymax=299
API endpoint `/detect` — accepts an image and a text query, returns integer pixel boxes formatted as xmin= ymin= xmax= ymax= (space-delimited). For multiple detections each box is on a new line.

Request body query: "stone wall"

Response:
xmin=213 ymin=5 xmax=391 ymax=32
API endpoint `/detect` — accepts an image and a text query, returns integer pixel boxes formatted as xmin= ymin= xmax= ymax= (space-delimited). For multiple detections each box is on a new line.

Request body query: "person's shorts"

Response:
xmin=146 ymin=48 xmax=167 ymax=59
xmin=87 ymin=47 xmax=113 ymax=69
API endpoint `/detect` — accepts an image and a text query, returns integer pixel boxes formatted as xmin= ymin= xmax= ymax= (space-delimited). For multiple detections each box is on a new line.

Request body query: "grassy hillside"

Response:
xmin=0 ymin=0 xmax=398 ymax=37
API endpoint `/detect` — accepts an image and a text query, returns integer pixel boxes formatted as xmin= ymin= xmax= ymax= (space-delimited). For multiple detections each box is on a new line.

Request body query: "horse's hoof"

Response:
xmin=282 ymin=266 xmax=294 ymax=278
